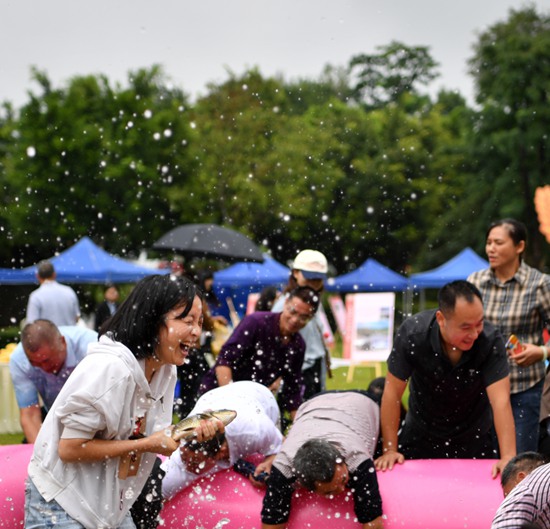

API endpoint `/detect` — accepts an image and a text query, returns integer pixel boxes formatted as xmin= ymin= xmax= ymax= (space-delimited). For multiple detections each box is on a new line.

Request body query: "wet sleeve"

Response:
xmin=481 ymin=331 xmax=510 ymax=387
xmin=386 ymin=321 xmax=413 ymax=381
xmin=350 ymin=459 xmax=383 ymax=524
xmin=261 ymin=466 xmax=294 ymax=525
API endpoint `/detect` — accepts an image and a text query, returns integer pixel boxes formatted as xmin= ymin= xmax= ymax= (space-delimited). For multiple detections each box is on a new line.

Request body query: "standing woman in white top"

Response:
xmin=25 ymin=274 xmax=224 ymax=529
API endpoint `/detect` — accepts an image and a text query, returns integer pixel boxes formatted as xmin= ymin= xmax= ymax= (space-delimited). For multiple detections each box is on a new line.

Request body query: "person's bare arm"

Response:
xmin=215 ymin=365 xmax=233 ymax=386
xmin=58 ymin=419 xmax=223 ymax=462
xmin=363 ymin=515 xmax=385 ymax=528
xmin=20 ymin=405 xmax=43 ymax=443
xmin=375 ymin=372 xmax=407 ymax=471
xmin=59 ymin=428 xmax=178 ymax=462
xmin=486 ymin=377 xmax=516 ymax=478
xmin=262 ymin=524 xmax=286 ymax=529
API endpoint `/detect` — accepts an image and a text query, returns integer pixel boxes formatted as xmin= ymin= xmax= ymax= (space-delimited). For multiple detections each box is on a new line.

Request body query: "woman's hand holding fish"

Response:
xmin=146 ymin=427 xmax=180 ymax=456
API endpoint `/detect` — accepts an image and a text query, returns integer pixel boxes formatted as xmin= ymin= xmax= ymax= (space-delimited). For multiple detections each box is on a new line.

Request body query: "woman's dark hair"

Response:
xmin=100 ymin=274 xmax=201 ymax=359
xmin=487 ymin=218 xmax=527 ymax=250
xmin=255 ymin=286 xmax=279 ymax=312
xmin=293 ymin=439 xmax=343 ymax=491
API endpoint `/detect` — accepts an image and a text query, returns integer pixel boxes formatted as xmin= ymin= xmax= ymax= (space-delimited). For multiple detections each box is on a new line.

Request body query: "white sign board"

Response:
xmin=343 ymin=292 xmax=395 ymax=362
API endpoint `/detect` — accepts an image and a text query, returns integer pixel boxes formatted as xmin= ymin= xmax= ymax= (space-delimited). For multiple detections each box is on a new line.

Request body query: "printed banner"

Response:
xmin=343 ymin=292 xmax=395 ymax=362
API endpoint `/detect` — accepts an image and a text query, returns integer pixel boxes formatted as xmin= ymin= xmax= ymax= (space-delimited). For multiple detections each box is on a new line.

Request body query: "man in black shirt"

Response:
xmin=375 ymin=280 xmax=516 ymax=478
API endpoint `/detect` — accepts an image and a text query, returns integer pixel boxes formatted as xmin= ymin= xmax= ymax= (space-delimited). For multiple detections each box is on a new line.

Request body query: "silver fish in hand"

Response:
xmin=172 ymin=409 xmax=237 ymax=441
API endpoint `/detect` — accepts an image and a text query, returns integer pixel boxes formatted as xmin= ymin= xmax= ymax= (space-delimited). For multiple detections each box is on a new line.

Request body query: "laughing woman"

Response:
xmin=24 ymin=274 xmax=222 ymax=529
xmin=468 ymin=219 xmax=550 ymax=453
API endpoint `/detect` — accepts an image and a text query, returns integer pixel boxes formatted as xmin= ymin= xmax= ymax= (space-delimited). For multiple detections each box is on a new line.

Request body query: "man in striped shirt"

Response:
xmin=492 ymin=462 xmax=550 ymax=528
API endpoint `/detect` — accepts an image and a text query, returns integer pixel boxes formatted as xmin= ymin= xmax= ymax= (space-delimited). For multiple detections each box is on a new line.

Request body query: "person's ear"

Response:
xmin=516 ymin=470 xmax=527 ymax=483
xmin=435 ymin=310 xmax=445 ymax=328
xmin=516 ymin=240 xmax=526 ymax=256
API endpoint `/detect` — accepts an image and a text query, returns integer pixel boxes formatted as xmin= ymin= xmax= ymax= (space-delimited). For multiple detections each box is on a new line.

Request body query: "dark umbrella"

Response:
xmin=152 ymin=224 xmax=264 ymax=263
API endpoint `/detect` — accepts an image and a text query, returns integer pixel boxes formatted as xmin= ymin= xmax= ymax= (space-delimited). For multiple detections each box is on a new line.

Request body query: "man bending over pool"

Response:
xmin=261 ymin=391 xmax=384 ymax=529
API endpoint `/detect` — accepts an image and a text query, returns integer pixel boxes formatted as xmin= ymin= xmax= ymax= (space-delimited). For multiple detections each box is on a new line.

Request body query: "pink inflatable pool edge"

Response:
xmin=0 ymin=444 xmax=504 ymax=528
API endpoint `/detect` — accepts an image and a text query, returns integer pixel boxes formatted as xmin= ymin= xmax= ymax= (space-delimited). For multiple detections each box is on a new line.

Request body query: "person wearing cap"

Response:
xmin=199 ymin=286 xmax=321 ymax=419
xmin=272 ymin=249 xmax=330 ymax=400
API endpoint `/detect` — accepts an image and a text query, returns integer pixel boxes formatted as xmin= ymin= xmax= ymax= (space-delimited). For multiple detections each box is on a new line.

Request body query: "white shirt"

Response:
xmin=161 ymin=381 xmax=283 ymax=499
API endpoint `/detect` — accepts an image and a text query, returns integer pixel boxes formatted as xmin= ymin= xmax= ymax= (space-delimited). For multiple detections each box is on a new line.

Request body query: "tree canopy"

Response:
xmin=0 ymin=6 xmax=548 ymax=275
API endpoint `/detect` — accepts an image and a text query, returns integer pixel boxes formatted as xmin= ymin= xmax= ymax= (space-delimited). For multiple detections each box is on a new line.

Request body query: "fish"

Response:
xmin=172 ymin=409 xmax=237 ymax=441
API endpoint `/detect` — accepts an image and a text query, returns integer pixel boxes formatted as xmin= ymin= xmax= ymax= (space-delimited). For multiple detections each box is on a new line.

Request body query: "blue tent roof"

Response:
xmin=0 ymin=237 xmax=167 ymax=284
xmin=213 ymin=255 xmax=290 ymax=289
xmin=325 ymin=258 xmax=409 ymax=293
xmin=0 ymin=268 xmax=36 ymax=284
xmin=211 ymin=255 xmax=290 ymax=320
xmin=409 ymin=247 xmax=489 ymax=289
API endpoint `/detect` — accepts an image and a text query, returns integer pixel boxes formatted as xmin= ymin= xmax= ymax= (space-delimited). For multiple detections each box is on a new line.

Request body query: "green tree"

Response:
xmin=349 ymin=41 xmax=439 ymax=109
xmin=1 ymin=66 xmax=197 ymax=265
xmin=468 ymin=6 xmax=550 ymax=266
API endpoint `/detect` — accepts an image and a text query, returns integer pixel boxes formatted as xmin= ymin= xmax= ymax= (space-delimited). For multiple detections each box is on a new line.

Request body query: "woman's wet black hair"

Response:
xmin=100 ymin=274 xmax=202 ymax=359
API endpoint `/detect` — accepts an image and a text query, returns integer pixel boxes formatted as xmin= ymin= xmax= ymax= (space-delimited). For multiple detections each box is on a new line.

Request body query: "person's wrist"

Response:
xmin=541 ymin=345 xmax=548 ymax=362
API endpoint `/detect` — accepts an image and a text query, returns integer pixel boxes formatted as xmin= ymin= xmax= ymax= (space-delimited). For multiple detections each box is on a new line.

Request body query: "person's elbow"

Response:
xmin=58 ymin=438 xmax=86 ymax=463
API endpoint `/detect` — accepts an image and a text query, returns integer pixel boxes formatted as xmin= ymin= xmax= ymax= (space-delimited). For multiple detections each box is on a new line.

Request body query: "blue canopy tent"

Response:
xmin=213 ymin=255 xmax=290 ymax=319
xmin=0 ymin=268 xmax=36 ymax=284
xmin=325 ymin=258 xmax=409 ymax=293
xmin=409 ymin=247 xmax=489 ymax=289
xmin=0 ymin=236 xmax=167 ymax=285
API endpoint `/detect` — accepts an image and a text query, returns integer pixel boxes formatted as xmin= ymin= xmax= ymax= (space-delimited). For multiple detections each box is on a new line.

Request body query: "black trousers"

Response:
xmin=302 ymin=357 xmax=324 ymax=401
xmin=130 ymin=457 xmax=165 ymax=529
xmin=399 ymin=418 xmax=497 ymax=460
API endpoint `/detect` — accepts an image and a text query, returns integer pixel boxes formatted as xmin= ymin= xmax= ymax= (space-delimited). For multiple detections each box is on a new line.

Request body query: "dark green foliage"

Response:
xmin=0 ymin=6 xmax=549 ymax=275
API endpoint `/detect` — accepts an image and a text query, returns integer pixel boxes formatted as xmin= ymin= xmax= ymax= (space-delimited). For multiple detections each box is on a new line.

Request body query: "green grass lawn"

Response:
xmin=327 ymin=364 xmax=387 ymax=391
xmin=0 ymin=432 xmax=24 ymax=445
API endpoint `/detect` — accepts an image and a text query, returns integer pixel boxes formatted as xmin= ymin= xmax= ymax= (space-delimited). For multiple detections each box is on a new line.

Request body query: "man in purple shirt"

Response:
xmin=200 ymin=286 xmax=320 ymax=419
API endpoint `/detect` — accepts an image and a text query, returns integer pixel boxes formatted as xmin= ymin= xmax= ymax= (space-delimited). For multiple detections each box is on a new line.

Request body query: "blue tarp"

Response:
xmin=213 ymin=255 xmax=290 ymax=289
xmin=0 ymin=237 xmax=167 ymax=284
xmin=409 ymin=247 xmax=489 ymax=289
xmin=212 ymin=255 xmax=290 ymax=319
xmin=325 ymin=258 xmax=409 ymax=293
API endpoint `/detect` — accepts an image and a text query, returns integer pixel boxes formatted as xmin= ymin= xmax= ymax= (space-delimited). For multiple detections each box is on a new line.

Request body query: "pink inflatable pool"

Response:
xmin=0 ymin=444 xmax=504 ymax=528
